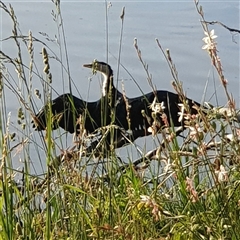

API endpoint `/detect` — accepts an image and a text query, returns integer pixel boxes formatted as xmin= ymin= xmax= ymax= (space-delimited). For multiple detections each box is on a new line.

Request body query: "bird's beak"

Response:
xmin=83 ymin=63 xmax=93 ymax=69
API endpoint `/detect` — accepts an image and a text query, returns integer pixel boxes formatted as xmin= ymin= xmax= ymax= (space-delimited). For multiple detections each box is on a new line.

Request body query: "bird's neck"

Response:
xmin=101 ymin=71 xmax=114 ymax=97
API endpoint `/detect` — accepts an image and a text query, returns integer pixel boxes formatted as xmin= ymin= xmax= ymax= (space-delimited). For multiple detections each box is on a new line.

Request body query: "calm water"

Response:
xmin=1 ymin=1 xmax=239 ymax=173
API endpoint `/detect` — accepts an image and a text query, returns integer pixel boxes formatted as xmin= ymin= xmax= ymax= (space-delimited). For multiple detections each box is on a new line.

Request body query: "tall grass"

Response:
xmin=0 ymin=0 xmax=240 ymax=239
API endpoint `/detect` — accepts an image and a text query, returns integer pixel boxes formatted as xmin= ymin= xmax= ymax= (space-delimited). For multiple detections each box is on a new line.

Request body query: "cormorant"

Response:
xmin=83 ymin=60 xmax=202 ymax=146
xmin=32 ymin=60 xmax=201 ymax=149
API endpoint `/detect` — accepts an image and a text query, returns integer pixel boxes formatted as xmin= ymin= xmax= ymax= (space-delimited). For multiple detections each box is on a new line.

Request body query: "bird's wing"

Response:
xmin=32 ymin=94 xmax=84 ymax=133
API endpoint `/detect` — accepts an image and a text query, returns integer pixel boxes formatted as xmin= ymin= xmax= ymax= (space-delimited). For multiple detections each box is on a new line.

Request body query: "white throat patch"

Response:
xmin=101 ymin=72 xmax=109 ymax=97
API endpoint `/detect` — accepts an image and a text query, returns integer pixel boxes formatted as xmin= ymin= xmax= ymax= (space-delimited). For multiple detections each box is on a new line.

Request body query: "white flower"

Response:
xmin=178 ymin=103 xmax=185 ymax=122
xmin=140 ymin=195 xmax=151 ymax=203
xmin=202 ymin=29 xmax=217 ymax=50
xmin=188 ymin=124 xmax=203 ymax=139
xmin=215 ymin=165 xmax=228 ymax=182
xmin=149 ymin=97 xmax=165 ymax=114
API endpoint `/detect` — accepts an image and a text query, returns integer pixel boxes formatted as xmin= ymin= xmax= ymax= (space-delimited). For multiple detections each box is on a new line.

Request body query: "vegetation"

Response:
xmin=0 ymin=0 xmax=240 ymax=239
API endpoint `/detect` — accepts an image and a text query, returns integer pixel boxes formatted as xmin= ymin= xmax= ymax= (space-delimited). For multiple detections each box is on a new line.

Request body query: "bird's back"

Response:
xmin=114 ymin=90 xmax=200 ymax=134
xmin=33 ymin=93 xmax=86 ymax=133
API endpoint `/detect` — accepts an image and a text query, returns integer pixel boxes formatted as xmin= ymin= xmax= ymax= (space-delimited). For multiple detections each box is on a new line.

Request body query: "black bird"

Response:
xmin=83 ymin=60 xmax=202 ymax=146
xmin=32 ymin=94 xmax=103 ymax=134
xmin=32 ymin=81 xmax=113 ymax=136
xmin=32 ymin=60 xmax=201 ymax=149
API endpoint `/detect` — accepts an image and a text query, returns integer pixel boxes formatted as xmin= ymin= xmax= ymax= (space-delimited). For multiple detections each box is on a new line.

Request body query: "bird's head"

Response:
xmin=83 ymin=60 xmax=113 ymax=77
xmin=83 ymin=60 xmax=114 ymax=97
